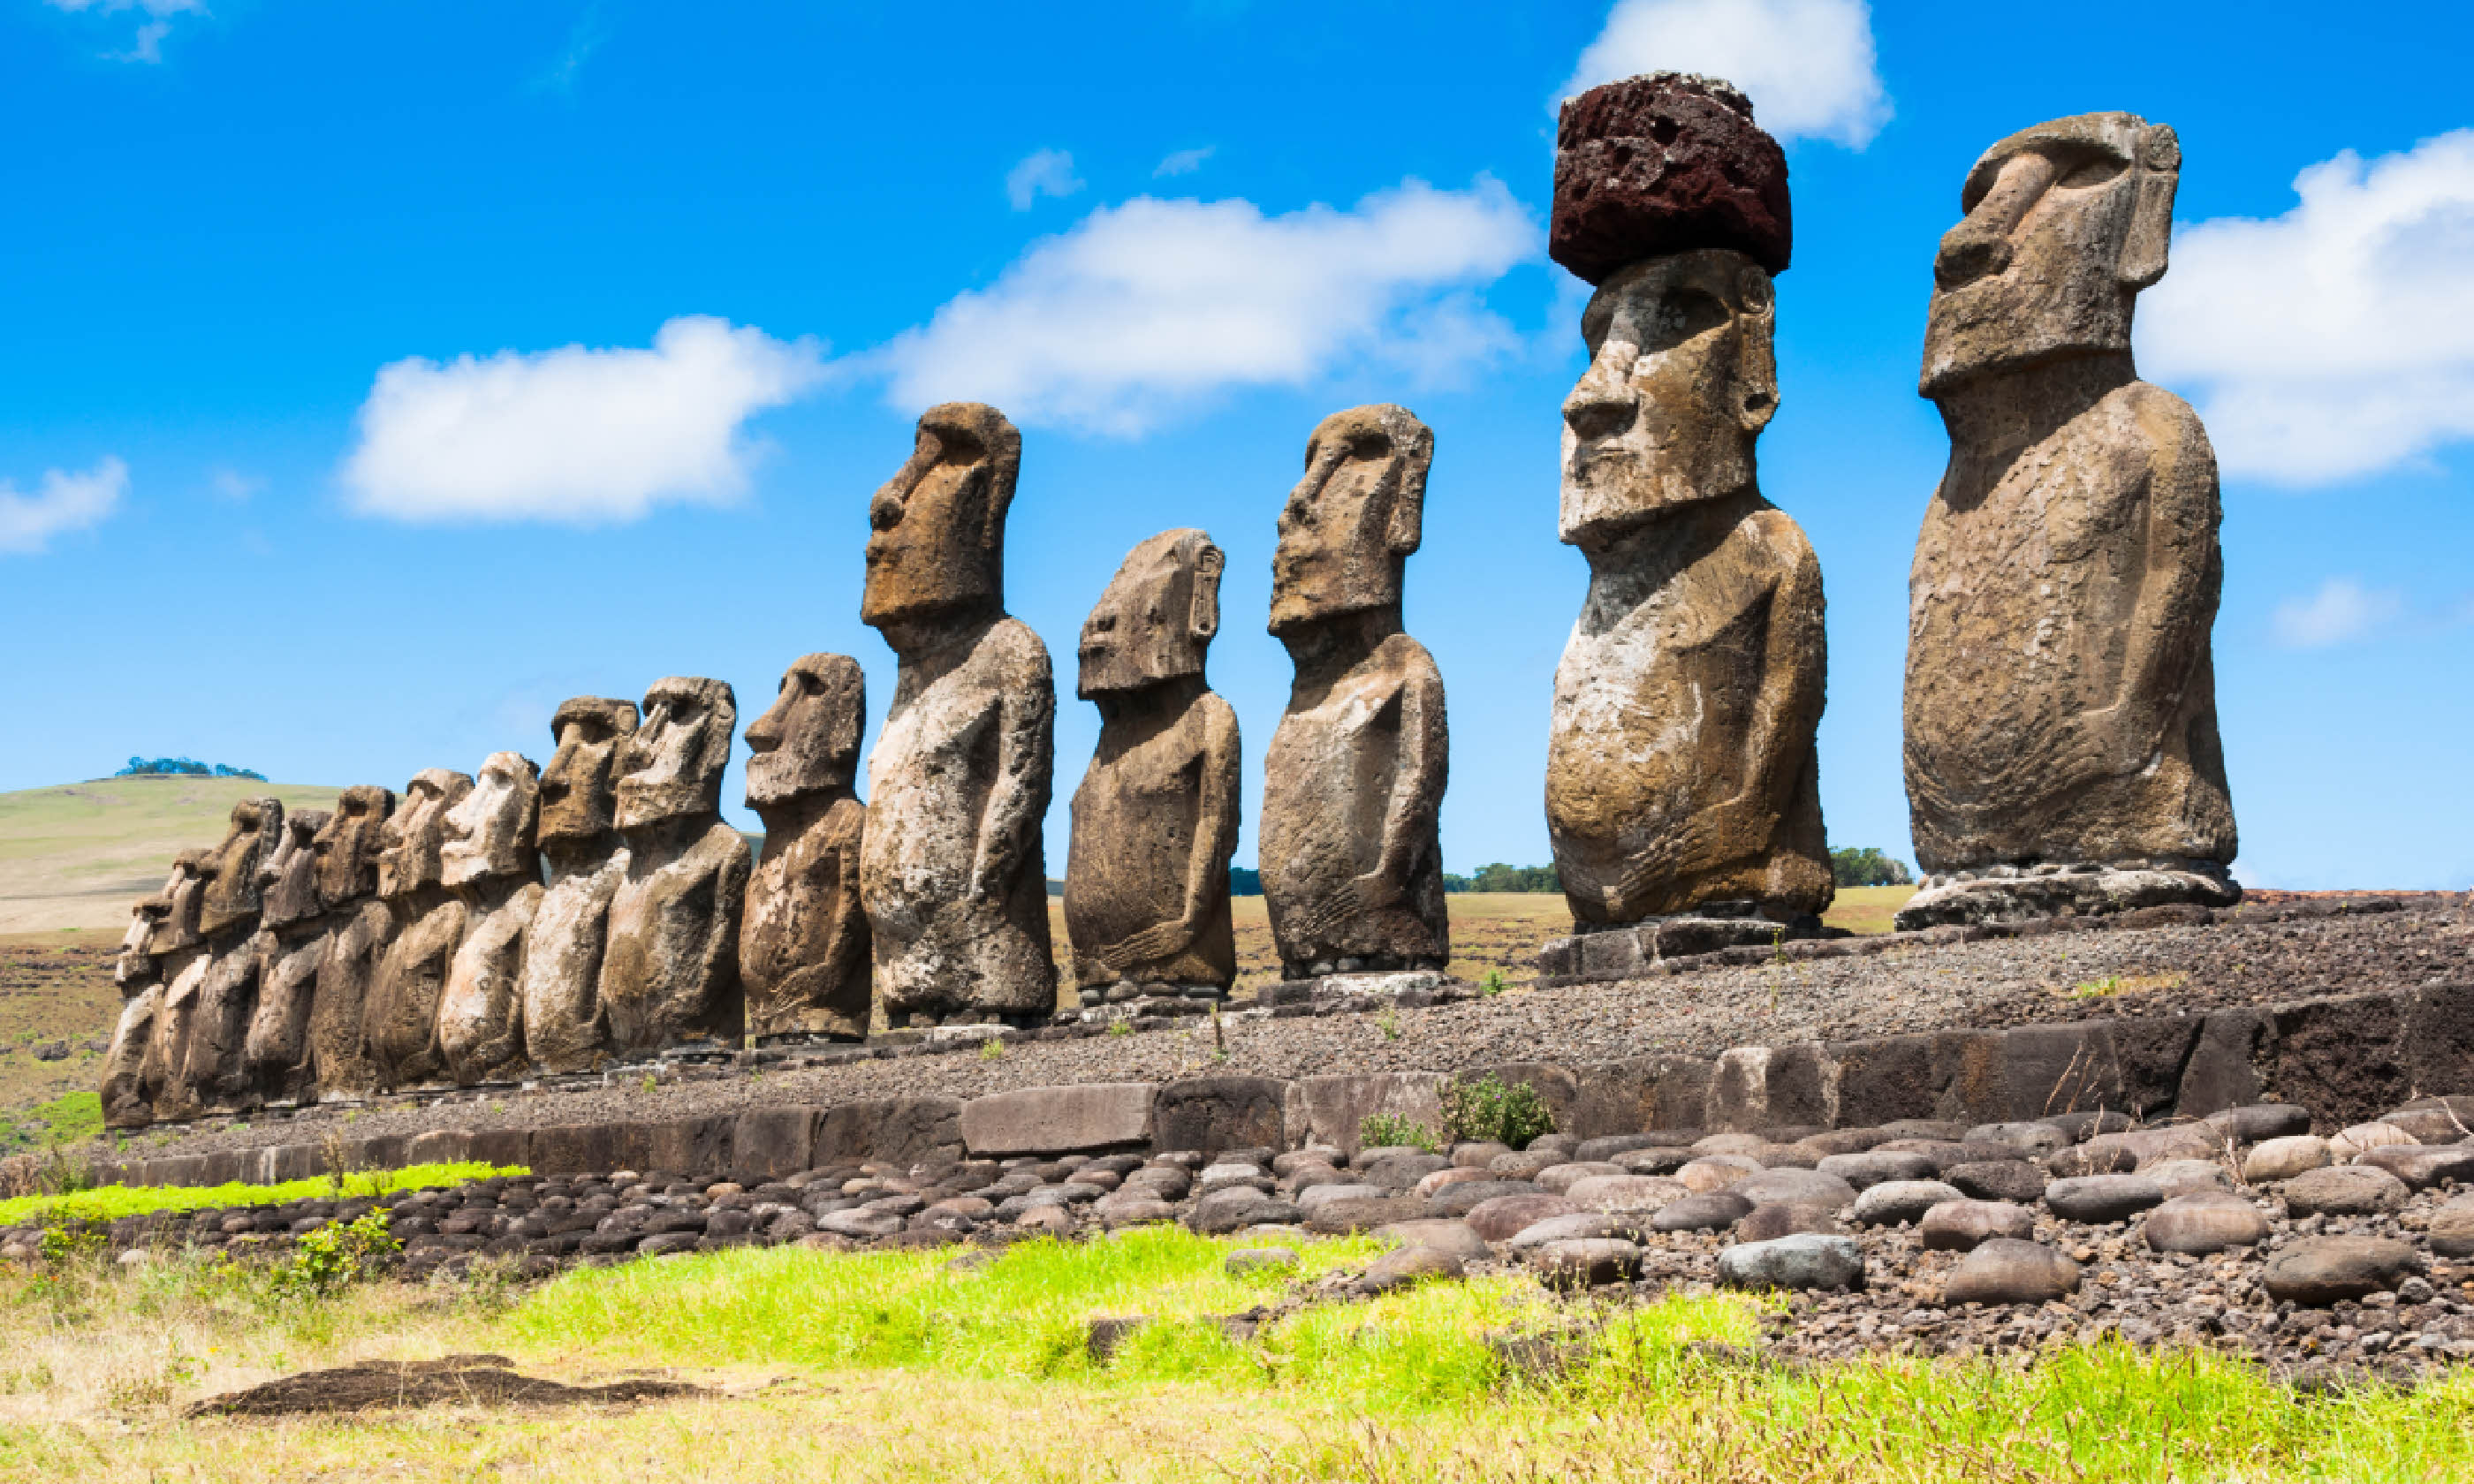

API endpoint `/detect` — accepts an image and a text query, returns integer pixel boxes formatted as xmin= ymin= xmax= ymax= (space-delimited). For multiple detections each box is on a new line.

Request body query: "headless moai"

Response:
xmin=1899 ymin=112 xmax=2236 ymax=928
xmin=307 ymin=784 xmax=395 ymax=1099
xmin=242 ymin=806 xmax=330 ymax=1104
xmin=1065 ymin=530 xmax=1241 ymax=1003
xmin=741 ymin=655 xmax=872 ymax=1043
xmin=858 ymin=403 xmax=1059 ymax=1026
xmin=521 ymin=697 xmax=638 ymax=1072
xmin=365 ymin=769 xmax=473 ymax=1090
xmin=600 ymin=678 xmax=750 ymax=1054
xmin=438 ymin=752 xmax=543 ymax=1084
xmin=1259 ymin=405 xmax=1450 ymax=980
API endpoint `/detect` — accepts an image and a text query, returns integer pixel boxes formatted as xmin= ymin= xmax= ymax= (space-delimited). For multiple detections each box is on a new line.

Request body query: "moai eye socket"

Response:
xmin=2053 ymin=149 xmax=2128 ymax=190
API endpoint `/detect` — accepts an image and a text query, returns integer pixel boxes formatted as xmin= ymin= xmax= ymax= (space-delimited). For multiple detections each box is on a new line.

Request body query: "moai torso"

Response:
xmin=741 ymin=655 xmax=872 ymax=1041
xmin=436 ymin=752 xmax=543 ymax=1084
xmin=521 ymin=697 xmax=637 ymax=1072
xmin=367 ymin=769 xmax=472 ymax=1090
xmin=1065 ymin=531 xmax=1241 ymax=995
xmin=599 ymin=678 xmax=749 ymax=1053
xmin=141 ymin=852 xmax=210 ymax=1120
xmin=245 ymin=808 xmax=330 ymax=1103
xmin=102 ymin=896 xmax=168 ymax=1128
xmin=174 ymin=798 xmax=281 ymax=1113
xmin=305 ymin=784 xmax=392 ymax=1099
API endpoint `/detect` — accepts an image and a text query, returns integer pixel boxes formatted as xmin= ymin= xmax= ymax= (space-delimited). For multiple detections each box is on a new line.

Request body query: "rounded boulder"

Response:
xmin=1464 ymin=1193 xmax=1579 ymax=1244
xmin=2044 ymin=1174 xmax=2165 ymax=1224
xmin=1944 ymin=1238 xmax=2080 ymax=1306
xmin=1918 ymin=1200 xmax=2036 ymax=1252
xmin=2281 ymin=1164 xmax=2409 ymax=1217
xmin=1851 ymin=1179 xmax=1962 ymax=1228
xmin=2262 ymin=1235 xmax=2419 ymax=1306
xmin=2143 ymin=1192 xmax=2269 ymax=1254
xmin=1716 ymin=1233 xmax=1864 ymax=1293
xmin=1650 ymin=1190 xmax=1754 ymax=1232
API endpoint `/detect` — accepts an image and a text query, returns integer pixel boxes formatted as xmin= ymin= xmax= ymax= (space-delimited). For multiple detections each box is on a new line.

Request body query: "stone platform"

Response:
xmin=1895 ymin=859 xmax=2242 ymax=932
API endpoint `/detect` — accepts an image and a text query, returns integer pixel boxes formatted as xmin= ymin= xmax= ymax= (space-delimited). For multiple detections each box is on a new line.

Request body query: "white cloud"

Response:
xmin=1006 ymin=149 xmax=1085 ymax=212
xmin=342 ymin=315 xmax=827 ymax=524
xmin=209 ymin=468 xmax=262 ymax=502
xmin=1154 ymin=147 xmax=1214 ymax=178
xmin=1559 ymin=0 xmax=1889 ymax=148
xmin=869 ymin=178 xmax=1537 ymax=436
xmin=2141 ymin=132 xmax=2474 ymax=488
xmin=0 ymin=458 xmax=126 ymax=555
xmin=2273 ymin=578 xmax=2403 ymax=649
xmin=44 ymin=0 xmax=203 ymax=64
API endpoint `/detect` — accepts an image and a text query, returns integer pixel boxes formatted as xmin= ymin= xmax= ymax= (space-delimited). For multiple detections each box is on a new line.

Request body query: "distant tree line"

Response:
xmin=115 ymin=756 xmax=267 ymax=781
xmin=1444 ymin=862 xmax=1561 ymax=894
xmin=1831 ymin=846 xmax=1914 ymax=887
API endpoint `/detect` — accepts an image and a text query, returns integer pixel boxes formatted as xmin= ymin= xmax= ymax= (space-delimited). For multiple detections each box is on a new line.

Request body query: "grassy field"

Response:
xmin=0 ymin=778 xmax=344 ymax=934
xmin=0 ymin=1228 xmax=2466 ymax=1481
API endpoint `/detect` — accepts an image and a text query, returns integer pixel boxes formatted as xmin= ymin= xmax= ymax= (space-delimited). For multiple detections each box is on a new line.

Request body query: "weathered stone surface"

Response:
xmin=243 ymin=807 xmax=330 ymax=1103
xmin=1260 ymin=405 xmax=1449 ymax=978
xmin=732 ymin=1106 xmax=819 ymax=1181
xmin=1677 ymin=1155 xmax=1760 ymax=1193
xmin=1852 ymin=1180 xmax=1962 ymax=1227
xmin=2243 ymin=1134 xmax=2331 ymax=1184
xmin=1352 ymin=1244 xmax=1463 ymax=1295
xmin=1151 ymin=1077 xmax=1294 ymax=1155
xmin=2429 ymin=1196 xmax=2474 ymax=1259
xmin=2262 ymin=1236 xmax=2419 ymax=1306
xmin=1550 ymin=72 xmax=1791 ymax=284
xmin=1945 ymin=1238 xmax=2081 ymax=1306
xmin=437 ymin=753 xmax=543 ymax=1085
xmin=1066 ymin=530 xmax=1241 ymax=997
xmin=2327 ymin=1121 xmax=2416 ymax=1161
xmin=2144 ymin=1159 xmax=2232 ymax=1200
xmin=1533 ymin=1238 xmax=1643 ymax=1287
xmin=2205 ymin=1102 xmax=2311 ymax=1144
xmin=1377 ymin=1218 xmax=1495 ymax=1264
xmin=1818 ymin=1150 xmax=1938 ymax=1190
xmin=1735 ymin=1200 xmax=1840 ymax=1241
xmin=2281 ymin=1164 xmax=2409 ymax=1216
xmin=602 ymin=678 xmax=750 ymax=1053
xmin=2357 ymin=1143 xmax=2474 ymax=1191
xmin=366 ymin=769 xmax=473 ymax=1091
xmin=740 ymin=655 xmax=871 ymax=1041
xmin=1430 ymin=1180 xmax=1540 ymax=1217
xmin=2045 ymin=1173 xmax=2165 ymax=1224
xmin=1650 ymin=1190 xmax=1753 ymax=1231
xmin=1504 ymin=1213 xmax=1644 ymax=1250
xmin=860 ymin=404 xmax=1058 ymax=1022
xmin=1297 ymin=1071 xmax=1451 ymax=1156
xmin=1465 ymin=1193 xmax=1578 ymax=1243
xmin=1733 ymin=1169 xmax=1856 ymax=1209
xmin=166 ymin=799 xmax=283 ymax=1115
xmin=961 ymin=1082 xmax=1156 ymax=1157
xmin=2144 ymin=1192 xmax=2268 ymax=1253
xmin=1900 ymin=112 xmax=2236 ymax=927
xmin=523 ymin=697 xmax=638 ymax=1072
xmin=816 ymin=1097 xmax=964 ymax=1166
xmin=1920 ymin=1200 xmax=2036 ymax=1251
xmin=1547 ymin=246 xmax=1828 ymax=932
xmin=1718 ymin=1233 xmax=1863 ymax=1292
xmin=1947 ymin=1161 xmax=2050 ymax=1205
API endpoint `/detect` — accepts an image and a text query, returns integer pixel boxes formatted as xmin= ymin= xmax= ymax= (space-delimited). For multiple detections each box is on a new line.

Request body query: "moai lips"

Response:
xmin=522 ymin=697 xmax=637 ymax=1072
xmin=741 ymin=655 xmax=871 ymax=1042
xmin=437 ymin=752 xmax=543 ymax=1084
xmin=600 ymin=678 xmax=750 ymax=1053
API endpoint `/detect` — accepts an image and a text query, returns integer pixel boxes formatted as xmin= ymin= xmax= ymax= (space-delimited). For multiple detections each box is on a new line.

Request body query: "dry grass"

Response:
xmin=0 ymin=779 xmax=345 ymax=935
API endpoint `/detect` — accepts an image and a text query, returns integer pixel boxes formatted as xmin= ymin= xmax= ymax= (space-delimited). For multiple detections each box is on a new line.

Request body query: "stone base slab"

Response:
xmin=1895 ymin=860 xmax=2240 ymax=931
xmin=1537 ymin=913 xmax=1825 ymax=982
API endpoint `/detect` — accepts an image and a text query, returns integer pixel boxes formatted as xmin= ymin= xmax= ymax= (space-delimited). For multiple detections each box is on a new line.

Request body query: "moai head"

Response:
xmin=861 ymin=402 xmax=1021 ymax=634
xmin=745 ymin=655 xmax=865 ymax=809
xmin=442 ymin=752 xmax=542 ymax=889
xmin=376 ymin=769 xmax=473 ymax=901
xmin=312 ymin=785 xmax=394 ymax=911
xmin=615 ymin=678 xmax=736 ymax=830
xmin=1560 ymin=250 xmax=1778 ymax=548
xmin=259 ymin=808 xmax=330 ymax=930
xmin=1920 ymin=111 xmax=2180 ymax=397
xmin=1269 ymin=405 xmax=1431 ymax=638
xmin=537 ymin=697 xmax=640 ymax=848
xmin=147 ymin=851 xmax=208 ymax=954
xmin=118 ymin=896 xmax=165 ymax=986
xmin=198 ymin=796 xmax=282 ymax=939
xmin=1080 ymin=529 xmax=1225 ymax=697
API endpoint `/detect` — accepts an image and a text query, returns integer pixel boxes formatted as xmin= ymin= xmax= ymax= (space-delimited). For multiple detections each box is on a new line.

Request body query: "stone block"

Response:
xmin=816 ymin=1097 xmax=965 ymax=1166
xmin=2404 ymin=983 xmax=2474 ymax=1105
xmin=1930 ymin=1031 xmax=2007 ymax=1124
xmin=645 ymin=1117 xmax=732 ymax=1179
xmin=2176 ymin=1010 xmax=2270 ymax=1117
xmin=260 ymin=1143 xmax=326 ymax=1185
xmin=1297 ymin=1072 xmax=1452 ymax=1155
xmin=1151 ymin=1077 xmax=1295 ymax=1155
xmin=1579 ymin=930 xmax=1645 ymax=981
xmin=2111 ymin=1015 xmax=2203 ymax=1118
xmin=1829 ymin=1034 xmax=1935 ymax=1128
xmin=733 ymin=1106 xmax=823 ymax=1181
xmin=406 ymin=1130 xmax=474 ymax=1167
xmin=2272 ymin=993 xmax=2408 ymax=1126
xmin=530 ymin=1123 xmax=628 ymax=1177
xmin=1567 ymin=1056 xmax=1711 ymax=1140
xmin=198 ymin=1151 xmax=251 ymax=1187
xmin=467 ymin=1127 xmax=533 ymax=1171
xmin=2000 ymin=1023 xmax=2121 ymax=1123
xmin=1476 ymin=1062 xmax=1581 ymax=1134
xmin=357 ymin=1134 xmax=410 ymax=1172
xmin=1709 ymin=1045 xmax=1831 ymax=1131
xmin=145 ymin=1155 xmax=209 ymax=1187
xmin=961 ymin=1082 xmax=1157 ymax=1158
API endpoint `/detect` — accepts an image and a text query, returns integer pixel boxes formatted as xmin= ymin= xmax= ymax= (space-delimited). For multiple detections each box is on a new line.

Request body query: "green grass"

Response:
xmin=24 ymin=1090 xmax=102 ymax=1147
xmin=0 ymin=1162 xmax=525 ymax=1227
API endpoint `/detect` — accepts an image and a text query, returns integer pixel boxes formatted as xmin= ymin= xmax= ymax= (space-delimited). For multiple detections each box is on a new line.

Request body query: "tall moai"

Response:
xmin=858 ymin=403 xmax=1059 ymax=1026
xmin=101 ymin=893 xmax=169 ymax=1128
xmin=437 ymin=752 xmax=544 ymax=1083
xmin=1066 ymin=530 xmax=1241 ymax=1003
xmin=307 ymin=784 xmax=395 ymax=1098
xmin=171 ymin=796 xmax=282 ymax=1114
xmin=140 ymin=852 xmax=209 ymax=1117
xmin=741 ymin=655 xmax=872 ymax=1043
xmin=521 ymin=697 xmax=638 ymax=1071
xmin=600 ymin=678 xmax=750 ymax=1054
xmin=1897 ymin=112 xmax=2236 ymax=928
xmin=365 ymin=768 xmax=473 ymax=1089
xmin=1259 ymin=405 xmax=1450 ymax=980
xmin=243 ymin=806 xmax=330 ymax=1104
xmin=1539 ymin=73 xmax=1832 ymax=973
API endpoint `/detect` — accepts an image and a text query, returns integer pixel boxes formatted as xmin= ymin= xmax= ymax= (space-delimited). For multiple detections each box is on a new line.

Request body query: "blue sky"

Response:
xmin=4 ymin=0 xmax=2470 ymax=890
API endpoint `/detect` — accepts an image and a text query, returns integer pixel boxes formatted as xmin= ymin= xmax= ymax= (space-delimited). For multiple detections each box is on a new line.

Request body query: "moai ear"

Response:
xmin=1735 ymin=263 xmax=1781 ymax=436
xmin=1189 ymin=543 xmax=1225 ymax=642
xmin=2122 ymin=124 xmax=2180 ymax=291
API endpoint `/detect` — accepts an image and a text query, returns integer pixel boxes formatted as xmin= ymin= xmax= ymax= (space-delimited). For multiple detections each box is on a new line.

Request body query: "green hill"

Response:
xmin=0 ymin=777 xmax=345 ymax=935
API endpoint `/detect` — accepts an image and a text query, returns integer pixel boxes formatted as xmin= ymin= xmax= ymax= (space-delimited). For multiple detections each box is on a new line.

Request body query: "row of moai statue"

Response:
xmin=99 ymin=73 xmax=2242 ymax=1126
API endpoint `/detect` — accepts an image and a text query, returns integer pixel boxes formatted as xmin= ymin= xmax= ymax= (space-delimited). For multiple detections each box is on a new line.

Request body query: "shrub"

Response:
xmin=270 ymin=1210 xmax=400 ymax=1300
xmin=1358 ymin=1113 xmax=1438 ymax=1152
xmin=1830 ymin=846 xmax=1915 ymax=888
xmin=1441 ymin=1073 xmax=1555 ymax=1149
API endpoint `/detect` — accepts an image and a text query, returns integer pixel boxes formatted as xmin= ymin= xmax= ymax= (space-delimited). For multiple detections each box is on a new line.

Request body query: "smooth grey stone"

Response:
xmin=1717 ymin=1233 xmax=1864 ymax=1292
xmin=2281 ymin=1164 xmax=2409 ymax=1217
xmin=2045 ymin=1173 xmax=2165 ymax=1224
xmin=1945 ymin=1238 xmax=2080 ymax=1306
xmin=1651 ymin=1191 xmax=1754 ymax=1232
xmin=1851 ymin=1179 xmax=1962 ymax=1227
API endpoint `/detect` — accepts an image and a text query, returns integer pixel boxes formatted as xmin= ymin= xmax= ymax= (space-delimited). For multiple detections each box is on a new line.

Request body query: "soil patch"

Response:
xmin=186 ymin=1354 xmax=703 ymax=1416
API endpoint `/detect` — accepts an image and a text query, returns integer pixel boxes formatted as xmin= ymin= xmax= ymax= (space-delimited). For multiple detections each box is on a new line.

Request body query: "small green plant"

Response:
xmin=1440 ymin=1072 xmax=1556 ymax=1148
xmin=1357 ymin=1112 xmax=1438 ymax=1152
xmin=1476 ymin=968 xmax=1509 ymax=997
xmin=271 ymin=1210 xmax=400 ymax=1300
xmin=1377 ymin=1009 xmax=1402 ymax=1041
xmin=1106 ymin=1018 xmax=1134 ymax=1038
xmin=979 ymin=1036 xmax=1006 ymax=1061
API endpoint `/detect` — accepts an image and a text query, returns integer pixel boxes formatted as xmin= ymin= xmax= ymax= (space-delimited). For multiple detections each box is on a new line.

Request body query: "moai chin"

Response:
xmin=858 ymin=402 xmax=1059 ymax=1026
xmin=1066 ymin=530 xmax=1241 ymax=1003
xmin=164 ymin=799 xmax=284 ymax=1118
xmin=307 ymin=784 xmax=394 ymax=1099
xmin=599 ymin=678 xmax=750 ymax=1053
xmin=740 ymin=655 xmax=872 ymax=1042
xmin=436 ymin=752 xmax=543 ymax=1084
xmin=1537 ymin=74 xmax=1832 ymax=972
xmin=1259 ymin=405 xmax=1450 ymax=980
xmin=520 ymin=697 xmax=638 ymax=1071
xmin=243 ymin=806 xmax=330 ymax=1105
xmin=1898 ymin=111 xmax=2236 ymax=929
xmin=102 ymin=895 xmax=169 ymax=1128
xmin=365 ymin=768 xmax=473 ymax=1089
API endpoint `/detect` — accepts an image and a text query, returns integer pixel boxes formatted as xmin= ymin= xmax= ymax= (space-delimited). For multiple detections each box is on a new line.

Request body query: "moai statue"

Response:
xmin=600 ymin=678 xmax=750 ymax=1054
xmin=1537 ymin=73 xmax=1833 ymax=973
xmin=437 ymin=752 xmax=543 ymax=1084
xmin=1898 ymin=111 xmax=2236 ymax=929
xmin=101 ymin=894 xmax=169 ymax=1128
xmin=1065 ymin=530 xmax=1241 ymax=1004
xmin=740 ymin=655 xmax=871 ymax=1042
xmin=365 ymin=768 xmax=474 ymax=1089
xmin=242 ymin=806 xmax=330 ymax=1104
xmin=858 ymin=403 xmax=1059 ymax=1026
xmin=140 ymin=852 xmax=209 ymax=1117
xmin=1260 ymin=405 xmax=1450 ymax=980
xmin=307 ymin=784 xmax=395 ymax=1099
xmin=520 ymin=697 xmax=638 ymax=1071
xmin=170 ymin=796 xmax=283 ymax=1114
